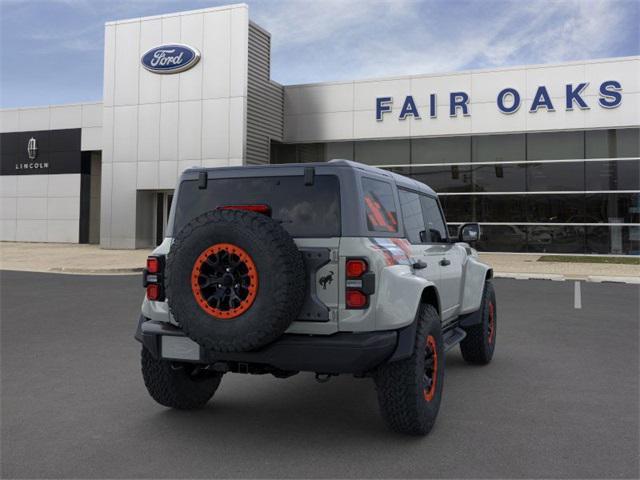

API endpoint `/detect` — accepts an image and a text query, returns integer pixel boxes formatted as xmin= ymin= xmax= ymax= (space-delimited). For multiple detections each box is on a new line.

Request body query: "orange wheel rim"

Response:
xmin=423 ymin=335 xmax=438 ymax=402
xmin=190 ymin=243 xmax=258 ymax=319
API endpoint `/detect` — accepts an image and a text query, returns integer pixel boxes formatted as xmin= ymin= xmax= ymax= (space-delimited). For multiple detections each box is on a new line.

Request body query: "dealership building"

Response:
xmin=1 ymin=3 xmax=638 ymax=254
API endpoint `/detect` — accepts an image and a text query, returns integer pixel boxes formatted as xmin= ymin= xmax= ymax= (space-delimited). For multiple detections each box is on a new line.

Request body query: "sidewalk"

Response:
xmin=1 ymin=242 xmax=638 ymax=282
xmin=0 ymin=242 xmax=150 ymax=274
xmin=480 ymin=253 xmax=640 ymax=283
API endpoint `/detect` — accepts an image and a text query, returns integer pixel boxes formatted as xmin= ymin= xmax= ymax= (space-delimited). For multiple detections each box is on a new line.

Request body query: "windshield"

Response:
xmin=171 ymin=174 xmax=341 ymax=238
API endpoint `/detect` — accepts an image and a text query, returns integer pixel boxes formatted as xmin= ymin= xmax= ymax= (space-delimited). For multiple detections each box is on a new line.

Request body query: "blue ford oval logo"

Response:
xmin=141 ymin=44 xmax=201 ymax=74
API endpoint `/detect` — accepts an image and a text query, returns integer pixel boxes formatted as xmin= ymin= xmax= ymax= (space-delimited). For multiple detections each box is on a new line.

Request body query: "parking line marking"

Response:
xmin=574 ymin=281 xmax=582 ymax=309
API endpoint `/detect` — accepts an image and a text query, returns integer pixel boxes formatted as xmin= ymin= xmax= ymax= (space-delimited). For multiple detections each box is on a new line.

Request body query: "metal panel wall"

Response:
xmin=246 ymin=23 xmax=284 ymax=165
xmin=100 ymin=5 xmax=250 ymax=248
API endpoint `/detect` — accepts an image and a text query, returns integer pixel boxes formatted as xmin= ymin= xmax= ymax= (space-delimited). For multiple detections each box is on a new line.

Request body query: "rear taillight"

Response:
xmin=219 ymin=204 xmax=271 ymax=216
xmin=146 ymin=284 xmax=160 ymax=301
xmin=346 ymin=258 xmax=367 ymax=278
xmin=143 ymin=255 xmax=165 ymax=301
xmin=345 ymin=258 xmax=374 ymax=309
xmin=147 ymin=257 xmax=160 ymax=274
xmin=346 ymin=289 xmax=368 ymax=309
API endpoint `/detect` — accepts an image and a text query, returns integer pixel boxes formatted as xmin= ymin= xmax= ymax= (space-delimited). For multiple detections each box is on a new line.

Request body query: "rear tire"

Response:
xmin=373 ymin=304 xmax=444 ymax=435
xmin=141 ymin=347 xmax=222 ymax=410
xmin=460 ymin=281 xmax=496 ymax=365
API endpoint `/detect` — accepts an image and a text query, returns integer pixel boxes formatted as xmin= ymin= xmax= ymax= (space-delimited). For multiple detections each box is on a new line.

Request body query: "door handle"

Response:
xmin=439 ymin=259 xmax=451 ymax=266
xmin=412 ymin=260 xmax=427 ymax=270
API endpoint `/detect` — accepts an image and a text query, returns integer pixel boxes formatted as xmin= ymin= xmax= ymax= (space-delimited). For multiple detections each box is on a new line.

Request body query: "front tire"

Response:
xmin=460 ymin=281 xmax=496 ymax=365
xmin=373 ymin=304 xmax=444 ymax=435
xmin=141 ymin=347 xmax=223 ymax=409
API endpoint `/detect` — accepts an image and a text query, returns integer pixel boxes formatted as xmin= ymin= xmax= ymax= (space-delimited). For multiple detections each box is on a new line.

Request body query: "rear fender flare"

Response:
xmin=386 ymin=284 xmax=442 ymax=363
xmin=374 ymin=265 xmax=440 ymax=330
xmin=460 ymin=256 xmax=493 ymax=315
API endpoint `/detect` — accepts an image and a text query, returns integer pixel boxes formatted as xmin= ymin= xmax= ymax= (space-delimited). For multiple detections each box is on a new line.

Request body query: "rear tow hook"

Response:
xmin=315 ymin=373 xmax=333 ymax=383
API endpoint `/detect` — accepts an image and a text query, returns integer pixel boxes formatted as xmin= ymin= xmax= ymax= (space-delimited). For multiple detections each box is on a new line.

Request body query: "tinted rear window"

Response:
xmin=172 ymin=175 xmax=341 ymax=237
xmin=362 ymin=177 xmax=398 ymax=233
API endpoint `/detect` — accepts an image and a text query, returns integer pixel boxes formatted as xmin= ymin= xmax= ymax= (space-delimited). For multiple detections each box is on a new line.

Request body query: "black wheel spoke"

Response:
xmin=196 ymin=246 xmax=254 ymax=314
xmin=199 ymin=275 xmax=222 ymax=289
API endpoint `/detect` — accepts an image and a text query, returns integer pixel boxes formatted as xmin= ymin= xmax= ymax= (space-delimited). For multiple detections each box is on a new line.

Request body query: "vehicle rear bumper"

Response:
xmin=135 ymin=316 xmax=404 ymax=374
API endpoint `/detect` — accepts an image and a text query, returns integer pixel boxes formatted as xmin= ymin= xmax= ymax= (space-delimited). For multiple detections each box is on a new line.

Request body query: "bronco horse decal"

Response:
xmin=318 ymin=271 xmax=334 ymax=290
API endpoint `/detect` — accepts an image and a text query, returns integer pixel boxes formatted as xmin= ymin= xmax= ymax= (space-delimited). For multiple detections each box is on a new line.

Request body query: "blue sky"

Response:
xmin=1 ymin=0 xmax=638 ymax=108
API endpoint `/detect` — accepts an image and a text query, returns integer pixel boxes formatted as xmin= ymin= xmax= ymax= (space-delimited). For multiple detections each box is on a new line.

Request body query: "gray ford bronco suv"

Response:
xmin=136 ymin=160 xmax=496 ymax=435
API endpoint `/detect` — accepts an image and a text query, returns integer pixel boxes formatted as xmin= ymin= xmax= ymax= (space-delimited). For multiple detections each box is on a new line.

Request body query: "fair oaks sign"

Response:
xmin=375 ymin=80 xmax=623 ymax=121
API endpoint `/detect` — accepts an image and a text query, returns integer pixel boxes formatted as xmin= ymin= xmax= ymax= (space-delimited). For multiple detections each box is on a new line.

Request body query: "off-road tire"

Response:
xmin=166 ymin=209 xmax=306 ymax=352
xmin=373 ymin=304 xmax=444 ymax=435
xmin=141 ymin=347 xmax=222 ymax=409
xmin=460 ymin=281 xmax=496 ymax=365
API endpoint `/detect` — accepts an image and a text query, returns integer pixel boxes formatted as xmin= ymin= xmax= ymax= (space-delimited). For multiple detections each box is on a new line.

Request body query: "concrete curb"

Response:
xmin=48 ymin=267 xmax=144 ymax=274
xmin=495 ymin=273 xmax=565 ymax=281
xmin=586 ymin=275 xmax=640 ymax=284
xmin=0 ymin=268 xmax=143 ymax=276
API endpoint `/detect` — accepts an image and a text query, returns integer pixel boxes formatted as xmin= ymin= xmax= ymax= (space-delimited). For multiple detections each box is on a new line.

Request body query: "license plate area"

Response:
xmin=161 ymin=336 xmax=201 ymax=361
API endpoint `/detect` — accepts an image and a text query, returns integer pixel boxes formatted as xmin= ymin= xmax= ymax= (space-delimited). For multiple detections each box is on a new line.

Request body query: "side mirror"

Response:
xmin=458 ymin=223 xmax=480 ymax=243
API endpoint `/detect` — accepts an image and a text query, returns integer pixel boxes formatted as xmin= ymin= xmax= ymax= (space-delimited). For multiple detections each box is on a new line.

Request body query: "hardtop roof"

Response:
xmin=184 ymin=159 xmax=437 ymax=196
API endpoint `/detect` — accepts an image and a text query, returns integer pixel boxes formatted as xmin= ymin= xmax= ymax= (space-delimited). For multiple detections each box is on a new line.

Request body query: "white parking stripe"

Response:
xmin=574 ymin=281 xmax=582 ymax=309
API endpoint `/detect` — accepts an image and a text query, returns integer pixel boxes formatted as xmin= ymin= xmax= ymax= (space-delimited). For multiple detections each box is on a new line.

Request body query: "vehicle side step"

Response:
xmin=443 ymin=327 xmax=467 ymax=352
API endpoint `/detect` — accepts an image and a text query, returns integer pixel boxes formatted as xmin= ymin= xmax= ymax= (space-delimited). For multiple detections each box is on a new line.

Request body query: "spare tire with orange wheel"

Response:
xmin=165 ymin=209 xmax=306 ymax=352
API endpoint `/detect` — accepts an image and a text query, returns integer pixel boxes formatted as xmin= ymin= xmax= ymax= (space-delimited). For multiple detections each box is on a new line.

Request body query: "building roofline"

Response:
xmin=282 ymin=55 xmax=640 ymax=89
xmin=104 ymin=2 xmax=248 ymax=26
xmin=0 ymin=101 xmax=103 ymax=113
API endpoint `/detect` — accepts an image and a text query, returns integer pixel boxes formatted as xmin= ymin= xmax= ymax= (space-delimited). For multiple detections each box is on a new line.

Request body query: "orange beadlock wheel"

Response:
xmin=423 ymin=335 xmax=438 ymax=402
xmin=190 ymin=243 xmax=258 ymax=319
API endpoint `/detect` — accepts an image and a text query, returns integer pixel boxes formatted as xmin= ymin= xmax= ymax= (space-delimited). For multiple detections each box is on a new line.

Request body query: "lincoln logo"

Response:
xmin=27 ymin=137 xmax=38 ymax=160
xmin=16 ymin=136 xmax=48 ymax=170
xmin=141 ymin=44 xmax=200 ymax=74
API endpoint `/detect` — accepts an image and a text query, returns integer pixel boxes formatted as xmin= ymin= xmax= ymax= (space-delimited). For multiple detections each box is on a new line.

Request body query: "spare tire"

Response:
xmin=166 ymin=209 xmax=306 ymax=352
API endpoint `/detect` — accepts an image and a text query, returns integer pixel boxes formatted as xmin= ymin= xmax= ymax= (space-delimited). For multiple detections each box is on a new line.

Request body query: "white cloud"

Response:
xmin=252 ymin=0 xmax=634 ymax=84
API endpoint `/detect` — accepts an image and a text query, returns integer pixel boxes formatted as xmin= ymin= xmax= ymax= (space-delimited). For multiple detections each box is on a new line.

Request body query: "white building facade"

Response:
xmin=1 ymin=4 xmax=638 ymax=254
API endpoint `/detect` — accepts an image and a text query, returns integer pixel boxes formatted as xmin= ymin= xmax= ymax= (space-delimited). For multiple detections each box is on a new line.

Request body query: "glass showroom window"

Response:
xmin=355 ymin=139 xmax=410 ymax=166
xmin=411 ymin=165 xmax=473 ymax=193
xmin=478 ymin=195 xmax=528 ymax=223
xmin=472 ymin=133 xmax=525 ymax=163
xmin=471 ymin=163 xmax=526 ymax=192
xmin=526 ymin=194 xmax=585 ymax=223
xmin=586 ymin=226 xmax=640 ymax=255
xmin=527 ymin=226 xmax=586 ymax=254
xmin=585 ymin=160 xmax=640 ymax=191
xmin=585 ymin=128 xmax=640 ymax=159
xmin=527 ymin=161 xmax=586 ymax=191
xmin=476 ymin=225 xmax=528 ymax=253
xmin=439 ymin=195 xmax=475 ymax=223
xmin=527 ymin=131 xmax=584 ymax=160
xmin=585 ymin=192 xmax=640 ymax=224
xmin=412 ymin=136 xmax=471 ymax=164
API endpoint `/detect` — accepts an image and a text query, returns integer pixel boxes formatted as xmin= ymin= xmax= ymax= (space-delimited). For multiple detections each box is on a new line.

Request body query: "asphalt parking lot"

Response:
xmin=1 ymin=271 xmax=638 ymax=479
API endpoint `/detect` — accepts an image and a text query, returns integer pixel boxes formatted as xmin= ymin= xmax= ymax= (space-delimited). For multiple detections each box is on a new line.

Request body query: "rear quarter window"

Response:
xmin=172 ymin=175 xmax=341 ymax=238
xmin=362 ymin=177 xmax=398 ymax=233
